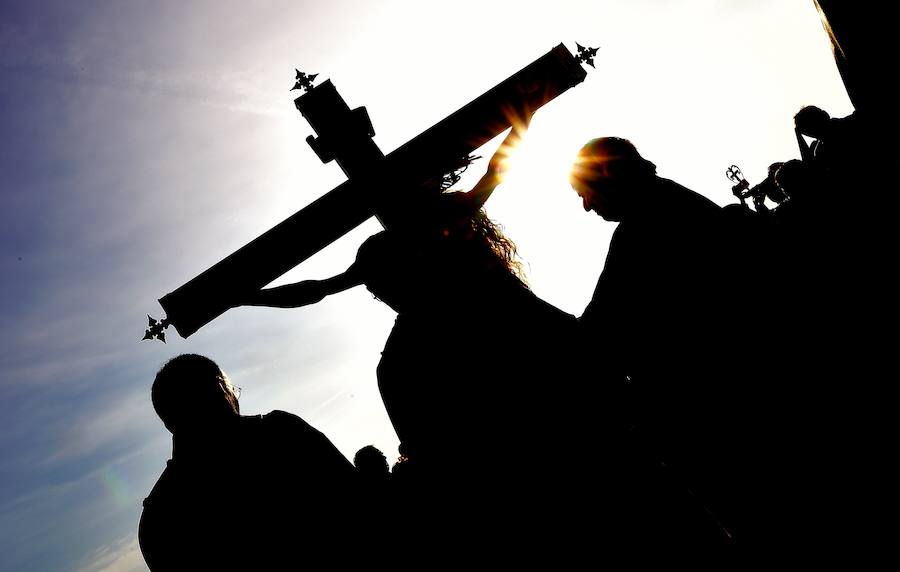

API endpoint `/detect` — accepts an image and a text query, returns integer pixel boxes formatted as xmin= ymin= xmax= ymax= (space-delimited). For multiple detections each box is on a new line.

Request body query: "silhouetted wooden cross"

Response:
xmin=156 ymin=44 xmax=591 ymax=339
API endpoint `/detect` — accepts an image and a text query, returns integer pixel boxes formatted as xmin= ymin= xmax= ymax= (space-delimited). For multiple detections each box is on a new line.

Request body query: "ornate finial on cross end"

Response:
xmin=726 ymin=165 xmax=746 ymax=186
xmin=575 ymin=43 xmax=600 ymax=68
xmin=291 ymin=69 xmax=319 ymax=92
xmin=142 ymin=314 xmax=171 ymax=343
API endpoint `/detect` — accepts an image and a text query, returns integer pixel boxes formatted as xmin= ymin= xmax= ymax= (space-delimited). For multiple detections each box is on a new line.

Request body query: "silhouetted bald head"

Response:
xmin=570 ymin=137 xmax=657 ymax=222
xmin=574 ymin=137 xmax=656 ymax=174
xmin=151 ymin=354 xmax=240 ymax=434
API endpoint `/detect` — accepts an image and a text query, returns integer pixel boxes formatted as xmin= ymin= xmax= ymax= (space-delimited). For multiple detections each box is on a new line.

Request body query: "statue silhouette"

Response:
xmin=239 ymin=123 xmax=585 ymax=556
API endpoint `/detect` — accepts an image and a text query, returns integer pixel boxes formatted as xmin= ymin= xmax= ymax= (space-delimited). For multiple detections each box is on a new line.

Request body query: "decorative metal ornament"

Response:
xmin=291 ymin=70 xmax=319 ymax=92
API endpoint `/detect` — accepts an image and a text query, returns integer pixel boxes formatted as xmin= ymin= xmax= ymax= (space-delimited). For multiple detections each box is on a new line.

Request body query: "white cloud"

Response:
xmin=74 ymin=533 xmax=146 ymax=572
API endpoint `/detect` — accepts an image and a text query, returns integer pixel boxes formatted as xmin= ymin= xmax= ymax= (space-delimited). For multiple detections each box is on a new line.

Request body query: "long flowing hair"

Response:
xmin=431 ymin=155 xmax=528 ymax=287
xmin=466 ymin=207 xmax=527 ymax=286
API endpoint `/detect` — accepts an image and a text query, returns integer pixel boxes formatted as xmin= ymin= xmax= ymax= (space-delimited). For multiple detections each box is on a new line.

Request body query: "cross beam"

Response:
xmin=158 ymin=44 xmax=588 ymax=338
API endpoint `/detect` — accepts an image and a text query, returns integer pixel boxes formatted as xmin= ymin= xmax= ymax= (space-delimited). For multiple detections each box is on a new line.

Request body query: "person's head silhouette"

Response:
xmin=354 ymin=445 xmax=390 ymax=483
xmin=151 ymin=354 xmax=240 ymax=434
xmin=794 ymin=105 xmax=831 ymax=140
xmin=569 ymin=137 xmax=657 ymax=222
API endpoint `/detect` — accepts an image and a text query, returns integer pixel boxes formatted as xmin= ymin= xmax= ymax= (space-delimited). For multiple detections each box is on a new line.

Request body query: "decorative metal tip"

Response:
xmin=291 ymin=70 xmax=319 ymax=93
xmin=142 ymin=314 xmax=171 ymax=343
xmin=575 ymin=43 xmax=600 ymax=68
xmin=726 ymin=165 xmax=745 ymax=184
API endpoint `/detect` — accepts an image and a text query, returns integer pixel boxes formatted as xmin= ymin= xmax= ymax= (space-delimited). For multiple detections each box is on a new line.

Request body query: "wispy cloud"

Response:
xmin=74 ymin=533 xmax=146 ymax=572
xmin=40 ymin=387 xmax=157 ymax=466
xmin=1 ymin=2 xmax=290 ymax=118
xmin=0 ymin=437 xmax=162 ymax=572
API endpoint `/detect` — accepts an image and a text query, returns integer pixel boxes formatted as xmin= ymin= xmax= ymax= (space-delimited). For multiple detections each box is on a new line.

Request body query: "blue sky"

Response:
xmin=1 ymin=1 xmax=851 ymax=570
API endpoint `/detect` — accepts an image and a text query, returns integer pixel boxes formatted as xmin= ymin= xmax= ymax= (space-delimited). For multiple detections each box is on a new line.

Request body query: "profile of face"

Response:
xmin=218 ymin=377 xmax=241 ymax=417
xmin=182 ymin=373 xmax=240 ymax=427
xmin=570 ymin=160 xmax=631 ymax=222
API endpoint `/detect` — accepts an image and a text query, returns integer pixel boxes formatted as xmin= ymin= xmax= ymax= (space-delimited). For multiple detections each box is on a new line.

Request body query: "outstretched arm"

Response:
xmin=466 ymin=109 xmax=534 ymax=209
xmin=240 ymin=264 xmax=365 ymax=308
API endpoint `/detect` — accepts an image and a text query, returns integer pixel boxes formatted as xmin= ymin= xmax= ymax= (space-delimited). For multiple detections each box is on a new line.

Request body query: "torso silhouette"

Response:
xmin=580 ymin=176 xmax=746 ymax=542
xmin=139 ymin=411 xmax=354 ymax=570
xmin=363 ymin=231 xmax=573 ymax=460
xmin=359 ymin=228 xmax=588 ymax=555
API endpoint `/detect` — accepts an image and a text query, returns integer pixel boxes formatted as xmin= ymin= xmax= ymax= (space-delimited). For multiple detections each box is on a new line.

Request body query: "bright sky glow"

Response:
xmin=0 ymin=2 xmax=851 ymax=570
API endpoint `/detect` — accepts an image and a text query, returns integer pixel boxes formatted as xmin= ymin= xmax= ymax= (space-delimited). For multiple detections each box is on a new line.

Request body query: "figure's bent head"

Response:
xmin=794 ymin=105 xmax=831 ymax=139
xmin=570 ymin=137 xmax=656 ymax=222
xmin=355 ymin=231 xmax=422 ymax=313
xmin=353 ymin=445 xmax=390 ymax=481
xmin=355 ymin=194 xmax=527 ymax=314
xmin=151 ymin=354 xmax=240 ymax=434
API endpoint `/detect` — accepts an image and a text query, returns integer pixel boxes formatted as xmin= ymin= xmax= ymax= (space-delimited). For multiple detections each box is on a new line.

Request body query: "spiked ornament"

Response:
xmin=291 ymin=70 xmax=319 ymax=92
xmin=142 ymin=315 xmax=170 ymax=343
xmin=576 ymin=43 xmax=600 ymax=68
